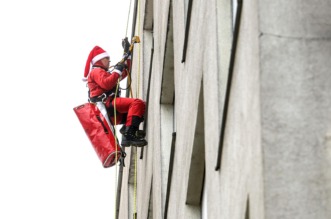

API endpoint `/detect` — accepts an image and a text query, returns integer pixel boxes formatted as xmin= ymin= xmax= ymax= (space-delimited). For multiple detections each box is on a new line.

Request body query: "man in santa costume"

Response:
xmin=83 ymin=38 xmax=147 ymax=147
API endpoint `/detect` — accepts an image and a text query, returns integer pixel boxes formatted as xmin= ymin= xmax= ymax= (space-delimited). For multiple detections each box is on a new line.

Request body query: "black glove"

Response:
xmin=114 ymin=62 xmax=127 ymax=72
xmin=122 ymin=52 xmax=131 ymax=60
xmin=122 ymin=37 xmax=131 ymax=53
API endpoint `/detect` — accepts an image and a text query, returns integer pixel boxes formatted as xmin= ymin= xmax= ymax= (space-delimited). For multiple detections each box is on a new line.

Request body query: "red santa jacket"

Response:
xmin=88 ymin=59 xmax=130 ymax=98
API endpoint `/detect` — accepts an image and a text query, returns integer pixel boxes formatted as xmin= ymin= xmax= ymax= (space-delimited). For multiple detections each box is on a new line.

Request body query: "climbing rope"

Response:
xmin=110 ymin=0 xmax=142 ymax=217
xmin=125 ymin=0 xmax=133 ymax=38
xmin=113 ymin=78 xmax=120 ymax=219
xmin=136 ymin=0 xmax=141 ymax=99
xmin=120 ymin=0 xmax=134 ymax=93
xmin=112 ymin=0 xmax=138 ymax=217
xmin=133 ymin=147 xmax=138 ymax=218
xmin=133 ymin=0 xmax=141 ymax=218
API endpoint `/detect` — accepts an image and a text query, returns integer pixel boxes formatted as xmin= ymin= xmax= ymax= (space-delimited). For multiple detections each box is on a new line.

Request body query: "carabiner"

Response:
xmin=101 ymin=93 xmax=107 ymax=103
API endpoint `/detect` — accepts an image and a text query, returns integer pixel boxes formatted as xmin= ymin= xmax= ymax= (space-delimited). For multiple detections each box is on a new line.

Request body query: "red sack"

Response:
xmin=73 ymin=102 xmax=121 ymax=168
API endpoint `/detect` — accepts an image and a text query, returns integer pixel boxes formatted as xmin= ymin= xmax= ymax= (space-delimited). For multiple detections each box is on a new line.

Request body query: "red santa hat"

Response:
xmin=83 ymin=46 xmax=109 ymax=81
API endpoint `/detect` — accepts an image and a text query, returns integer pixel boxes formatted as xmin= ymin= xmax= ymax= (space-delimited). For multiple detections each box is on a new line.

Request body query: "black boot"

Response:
xmin=121 ymin=126 xmax=148 ymax=147
xmin=120 ymin=116 xmax=146 ymax=147
xmin=119 ymin=125 xmax=126 ymax=135
xmin=120 ymin=125 xmax=146 ymax=138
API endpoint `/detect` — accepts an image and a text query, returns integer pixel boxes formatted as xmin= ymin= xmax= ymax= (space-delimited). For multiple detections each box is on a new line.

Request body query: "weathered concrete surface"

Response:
xmin=260 ymin=0 xmax=331 ymax=218
xmin=118 ymin=0 xmax=331 ymax=219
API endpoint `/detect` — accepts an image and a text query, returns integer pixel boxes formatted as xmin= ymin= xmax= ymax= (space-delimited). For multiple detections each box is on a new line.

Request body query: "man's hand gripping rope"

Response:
xmin=112 ymin=36 xmax=140 ymax=70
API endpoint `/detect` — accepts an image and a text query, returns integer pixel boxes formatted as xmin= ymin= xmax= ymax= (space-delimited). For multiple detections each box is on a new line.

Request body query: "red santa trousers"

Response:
xmin=106 ymin=97 xmax=145 ymax=126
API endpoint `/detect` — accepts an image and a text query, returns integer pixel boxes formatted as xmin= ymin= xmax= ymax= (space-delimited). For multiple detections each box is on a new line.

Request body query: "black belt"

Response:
xmin=89 ymin=89 xmax=121 ymax=103
xmin=89 ymin=93 xmax=115 ymax=103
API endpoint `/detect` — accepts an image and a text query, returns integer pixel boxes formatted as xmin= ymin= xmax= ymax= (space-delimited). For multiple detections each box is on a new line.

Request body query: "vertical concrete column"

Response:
xmin=259 ymin=1 xmax=331 ymax=218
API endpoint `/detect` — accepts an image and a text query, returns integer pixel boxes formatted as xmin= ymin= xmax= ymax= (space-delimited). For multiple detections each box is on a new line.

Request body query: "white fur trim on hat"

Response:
xmin=92 ymin=52 xmax=109 ymax=64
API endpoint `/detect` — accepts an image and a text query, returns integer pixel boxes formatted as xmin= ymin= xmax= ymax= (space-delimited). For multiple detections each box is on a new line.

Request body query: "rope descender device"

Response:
xmin=129 ymin=36 xmax=140 ymax=51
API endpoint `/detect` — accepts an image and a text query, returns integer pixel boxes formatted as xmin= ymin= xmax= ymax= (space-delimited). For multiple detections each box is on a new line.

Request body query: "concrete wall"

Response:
xmin=214 ymin=0 xmax=265 ymax=218
xmin=259 ymin=1 xmax=331 ymax=218
xmin=117 ymin=0 xmax=331 ymax=218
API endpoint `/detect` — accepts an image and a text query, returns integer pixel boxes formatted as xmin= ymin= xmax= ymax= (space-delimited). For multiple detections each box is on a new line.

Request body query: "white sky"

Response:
xmin=0 ymin=1 xmax=133 ymax=218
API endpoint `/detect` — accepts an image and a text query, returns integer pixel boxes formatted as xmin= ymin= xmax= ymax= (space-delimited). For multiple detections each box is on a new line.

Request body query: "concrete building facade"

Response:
xmin=116 ymin=0 xmax=331 ymax=218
